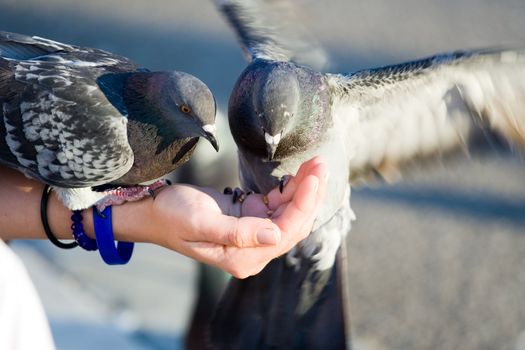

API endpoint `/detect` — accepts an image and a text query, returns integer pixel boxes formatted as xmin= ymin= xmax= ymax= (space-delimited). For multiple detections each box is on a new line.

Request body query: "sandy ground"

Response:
xmin=2 ymin=0 xmax=525 ymax=349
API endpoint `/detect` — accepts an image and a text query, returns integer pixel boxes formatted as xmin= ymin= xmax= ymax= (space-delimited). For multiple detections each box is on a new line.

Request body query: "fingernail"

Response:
xmin=313 ymin=178 xmax=319 ymax=193
xmin=257 ymin=227 xmax=280 ymax=245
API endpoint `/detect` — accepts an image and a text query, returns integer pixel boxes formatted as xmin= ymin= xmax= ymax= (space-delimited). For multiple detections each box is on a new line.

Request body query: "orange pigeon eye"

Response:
xmin=180 ymin=105 xmax=191 ymax=114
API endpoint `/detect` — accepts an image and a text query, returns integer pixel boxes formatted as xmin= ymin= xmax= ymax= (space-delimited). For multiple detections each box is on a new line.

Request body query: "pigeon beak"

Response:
xmin=202 ymin=124 xmax=219 ymax=152
xmin=265 ymin=132 xmax=281 ymax=161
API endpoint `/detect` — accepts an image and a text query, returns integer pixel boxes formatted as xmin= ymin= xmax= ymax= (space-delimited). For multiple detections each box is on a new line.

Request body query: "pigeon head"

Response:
xmin=105 ymin=71 xmax=219 ymax=184
xmin=229 ymin=60 xmax=331 ymax=161
xmin=146 ymin=71 xmax=218 ymax=151
xmin=253 ymin=64 xmax=301 ymax=160
xmin=171 ymin=71 xmax=218 ymax=149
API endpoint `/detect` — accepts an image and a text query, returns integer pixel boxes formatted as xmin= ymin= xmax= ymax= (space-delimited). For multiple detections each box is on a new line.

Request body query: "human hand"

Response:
xmin=149 ymin=157 xmax=327 ymax=278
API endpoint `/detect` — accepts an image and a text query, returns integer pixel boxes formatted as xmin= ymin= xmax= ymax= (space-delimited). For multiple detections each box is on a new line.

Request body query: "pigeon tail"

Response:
xmin=209 ymin=245 xmax=352 ymax=350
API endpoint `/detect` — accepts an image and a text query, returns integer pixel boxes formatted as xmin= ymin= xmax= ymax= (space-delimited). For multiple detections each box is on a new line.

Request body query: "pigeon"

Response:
xmin=0 ymin=31 xmax=218 ymax=210
xmin=209 ymin=1 xmax=525 ymax=349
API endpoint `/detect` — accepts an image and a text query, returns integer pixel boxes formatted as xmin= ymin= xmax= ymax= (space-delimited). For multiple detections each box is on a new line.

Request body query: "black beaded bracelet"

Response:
xmin=40 ymin=185 xmax=78 ymax=249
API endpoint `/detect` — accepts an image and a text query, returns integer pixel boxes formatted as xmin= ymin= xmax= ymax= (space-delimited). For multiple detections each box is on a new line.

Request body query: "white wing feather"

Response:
xmin=327 ymin=50 xmax=525 ymax=182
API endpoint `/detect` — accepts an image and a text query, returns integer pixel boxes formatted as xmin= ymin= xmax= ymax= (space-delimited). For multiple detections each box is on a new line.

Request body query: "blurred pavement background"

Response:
xmin=1 ymin=0 xmax=525 ymax=349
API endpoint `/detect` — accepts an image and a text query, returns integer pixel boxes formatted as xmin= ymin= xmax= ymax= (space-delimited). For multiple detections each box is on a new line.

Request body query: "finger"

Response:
xmin=267 ymin=156 xmax=325 ymax=210
xmin=312 ymin=162 xmax=328 ymax=213
xmin=271 ymin=204 xmax=286 ymax=219
xmin=272 ymin=163 xmax=327 ymax=223
xmin=293 ymin=162 xmax=328 ymax=240
xmin=273 ymin=174 xmax=320 ymax=247
xmin=183 ymin=240 xmax=277 ymax=278
xmin=294 ymin=162 xmax=327 ymax=235
xmin=193 ymin=213 xmax=282 ymax=248
xmin=271 ymin=161 xmax=328 ymax=219
xmin=265 ymin=159 xmax=314 ymax=209
xmin=181 ymin=241 xmax=226 ymax=269
xmin=273 ymin=161 xmax=327 ymax=246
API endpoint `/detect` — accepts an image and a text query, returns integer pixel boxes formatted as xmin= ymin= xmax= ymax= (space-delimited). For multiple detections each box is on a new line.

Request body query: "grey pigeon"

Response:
xmin=0 ymin=31 xmax=218 ymax=210
xmin=210 ymin=1 xmax=525 ymax=349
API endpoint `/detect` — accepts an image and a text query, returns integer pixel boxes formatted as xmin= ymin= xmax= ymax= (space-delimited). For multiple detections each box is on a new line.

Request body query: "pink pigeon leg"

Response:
xmin=94 ymin=179 xmax=171 ymax=212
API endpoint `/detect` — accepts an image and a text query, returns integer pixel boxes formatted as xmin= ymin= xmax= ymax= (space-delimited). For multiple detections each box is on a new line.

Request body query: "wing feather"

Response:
xmin=326 ymin=49 xmax=525 ymax=183
xmin=0 ymin=32 xmax=137 ymax=187
xmin=214 ymin=0 xmax=328 ymax=69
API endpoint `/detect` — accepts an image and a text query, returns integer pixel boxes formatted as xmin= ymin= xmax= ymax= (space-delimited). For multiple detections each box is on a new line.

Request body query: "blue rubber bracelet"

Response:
xmin=93 ymin=206 xmax=134 ymax=265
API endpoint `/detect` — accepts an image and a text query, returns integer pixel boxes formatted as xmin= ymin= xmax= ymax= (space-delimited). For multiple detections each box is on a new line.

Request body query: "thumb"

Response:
xmin=195 ymin=213 xmax=282 ymax=248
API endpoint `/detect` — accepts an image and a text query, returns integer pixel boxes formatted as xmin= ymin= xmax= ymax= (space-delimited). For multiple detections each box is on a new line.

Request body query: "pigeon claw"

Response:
xmin=148 ymin=188 xmax=157 ymax=199
xmin=232 ymin=188 xmax=246 ymax=204
xmin=147 ymin=179 xmax=172 ymax=199
xmin=94 ymin=179 xmax=171 ymax=209
xmin=94 ymin=205 xmax=107 ymax=217
xmin=279 ymin=175 xmax=291 ymax=194
xmin=224 ymin=187 xmax=253 ymax=203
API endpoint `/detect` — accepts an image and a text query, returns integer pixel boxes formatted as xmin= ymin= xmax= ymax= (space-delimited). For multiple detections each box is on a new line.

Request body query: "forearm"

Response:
xmin=0 ymin=158 xmax=327 ymax=278
xmin=0 ymin=166 xmax=153 ymax=244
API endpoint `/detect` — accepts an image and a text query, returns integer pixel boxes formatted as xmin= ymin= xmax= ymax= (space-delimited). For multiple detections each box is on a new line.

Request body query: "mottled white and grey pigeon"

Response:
xmin=0 ymin=31 xmax=218 ymax=210
xmin=210 ymin=1 xmax=525 ymax=349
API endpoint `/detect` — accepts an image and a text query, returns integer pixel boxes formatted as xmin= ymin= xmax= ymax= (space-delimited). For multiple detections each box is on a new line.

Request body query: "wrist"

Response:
xmin=46 ymin=190 xmax=92 ymax=240
xmin=47 ymin=190 xmax=155 ymax=245
xmin=110 ymin=197 xmax=156 ymax=244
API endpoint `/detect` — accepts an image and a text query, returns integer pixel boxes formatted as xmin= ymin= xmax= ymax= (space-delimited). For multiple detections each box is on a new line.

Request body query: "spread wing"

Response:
xmin=0 ymin=30 xmax=136 ymax=68
xmin=0 ymin=31 xmax=138 ymax=188
xmin=214 ymin=0 xmax=328 ymax=70
xmin=326 ymin=49 xmax=525 ymax=183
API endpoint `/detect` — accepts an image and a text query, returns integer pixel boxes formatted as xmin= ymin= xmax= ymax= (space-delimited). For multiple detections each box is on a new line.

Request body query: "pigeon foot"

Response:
xmin=95 ymin=179 xmax=171 ymax=212
xmin=223 ymin=187 xmax=249 ymax=204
